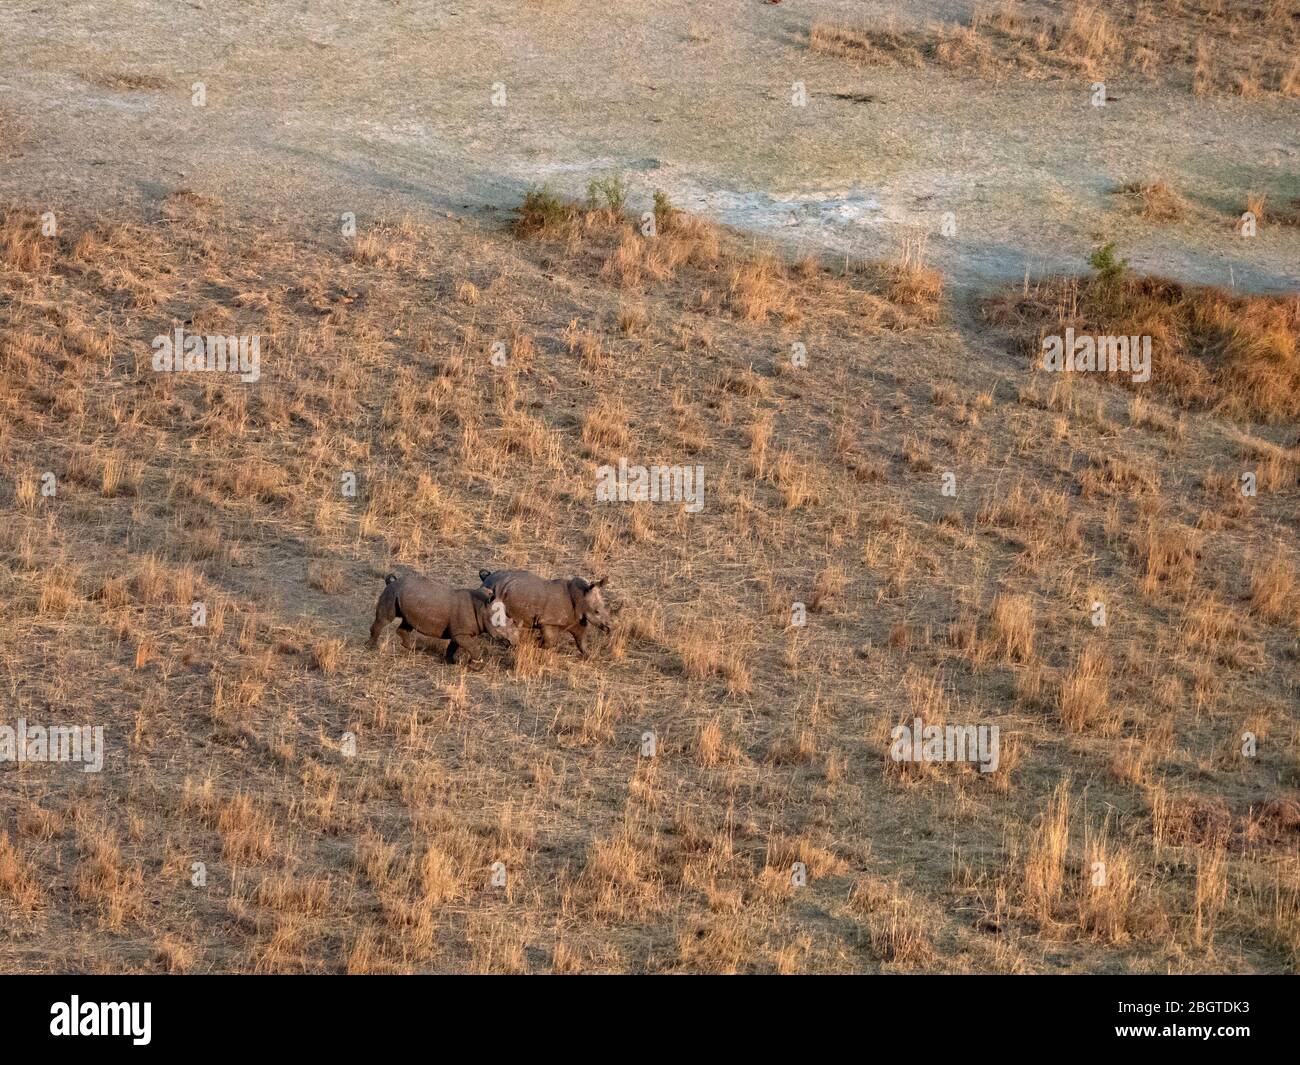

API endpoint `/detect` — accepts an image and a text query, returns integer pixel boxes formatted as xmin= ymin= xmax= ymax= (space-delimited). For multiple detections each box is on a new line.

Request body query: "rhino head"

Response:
xmin=473 ymin=586 xmax=520 ymax=646
xmin=572 ymin=576 xmax=611 ymax=632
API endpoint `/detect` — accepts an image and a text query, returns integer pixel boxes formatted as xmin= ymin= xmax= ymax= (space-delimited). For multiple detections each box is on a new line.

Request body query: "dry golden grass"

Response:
xmin=512 ymin=188 xmax=944 ymax=330
xmin=986 ymin=267 xmax=1300 ymax=422
xmin=0 ymin=832 xmax=40 ymax=912
xmin=0 ymin=190 xmax=1296 ymax=974
xmin=1248 ymin=549 xmax=1298 ymax=624
xmin=987 ymin=592 xmax=1036 ymax=663
xmin=810 ymin=0 xmax=1300 ymax=96
xmin=1058 ymin=641 xmax=1112 ymax=732
xmin=849 ymin=877 xmax=936 ymax=967
xmin=1112 ymin=179 xmax=1193 ymax=223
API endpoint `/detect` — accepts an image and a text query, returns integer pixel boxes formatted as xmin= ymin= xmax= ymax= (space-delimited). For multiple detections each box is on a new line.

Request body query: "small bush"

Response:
xmin=652 ymin=190 xmax=677 ymax=232
xmin=1087 ymin=242 xmax=1127 ymax=284
xmin=513 ymin=185 xmax=574 ymax=235
xmin=586 ymin=174 xmax=629 ymax=215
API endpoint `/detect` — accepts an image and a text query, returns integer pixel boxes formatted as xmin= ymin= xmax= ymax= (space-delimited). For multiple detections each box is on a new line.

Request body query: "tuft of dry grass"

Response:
xmin=1020 ymin=779 xmax=1073 ymax=926
xmin=849 ymin=877 xmax=936 ymax=967
xmin=1248 ymin=549 xmax=1298 ymax=624
xmin=1058 ymin=642 xmax=1111 ymax=732
xmin=1112 ymin=179 xmax=1192 ymax=222
xmin=986 ymin=592 xmax=1036 ymax=663
xmin=153 ymin=935 xmax=197 ymax=973
xmin=0 ymin=832 xmax=41 ymax=911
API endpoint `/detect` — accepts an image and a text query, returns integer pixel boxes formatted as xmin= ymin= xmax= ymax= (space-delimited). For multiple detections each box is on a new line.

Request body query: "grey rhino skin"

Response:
xmin=369 ymin=572 xmax=519 ymax=663
xmin=478 ymin=568 xmax=611 ymax=658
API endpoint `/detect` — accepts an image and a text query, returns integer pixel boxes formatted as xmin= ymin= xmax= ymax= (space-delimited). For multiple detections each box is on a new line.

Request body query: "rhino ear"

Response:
xmin=483 ymin=586 xmax=496 ymax=601
xmin=591 ymin=576 xmax=608 ymax=588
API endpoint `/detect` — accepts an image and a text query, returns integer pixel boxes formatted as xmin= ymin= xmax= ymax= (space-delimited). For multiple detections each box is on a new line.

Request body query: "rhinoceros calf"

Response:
xmin=477 ymin=568 xmax=611 ymax=658
xmin=369 ymin=572 xmax=519 ymax=663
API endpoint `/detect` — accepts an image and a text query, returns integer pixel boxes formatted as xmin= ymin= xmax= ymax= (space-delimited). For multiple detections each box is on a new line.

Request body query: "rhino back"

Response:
xmin=481 ymin=569 xmax=535 ymax=592
xmin=395 ymin=575 xmax=459 ymax=635
xmin=491 ymin=571 xmax=576 ymax=627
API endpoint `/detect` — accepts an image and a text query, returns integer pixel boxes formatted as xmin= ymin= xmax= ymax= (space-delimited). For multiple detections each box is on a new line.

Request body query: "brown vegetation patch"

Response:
xmin=986 ymin=262 xmax=1300 ymax=422
xmin=511 ymin=188 xmax=943 ymax=329
xmin=810 ymin=1 xmax=1300 ymax=97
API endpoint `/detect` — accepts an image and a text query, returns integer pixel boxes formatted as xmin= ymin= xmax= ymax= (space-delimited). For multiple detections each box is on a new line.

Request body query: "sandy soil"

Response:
xmin=2 ymin=0 xmax=1297 ymax=293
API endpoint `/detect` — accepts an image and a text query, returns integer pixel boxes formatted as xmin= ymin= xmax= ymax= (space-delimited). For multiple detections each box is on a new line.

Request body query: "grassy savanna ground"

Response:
xmin=0 ymin=183 xmax=1297 ymax=973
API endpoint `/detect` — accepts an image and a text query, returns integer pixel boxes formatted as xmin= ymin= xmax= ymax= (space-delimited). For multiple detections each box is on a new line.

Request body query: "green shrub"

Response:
xmin=1088 ymin=242 xmax=1128 ymax=284
xmin=652 ymin=190 xmax=677 ymax=233
xmin=513 ymin=185 xmax=573 ymax=235
xmin=585 ymin=174 xmax=629 ymax=215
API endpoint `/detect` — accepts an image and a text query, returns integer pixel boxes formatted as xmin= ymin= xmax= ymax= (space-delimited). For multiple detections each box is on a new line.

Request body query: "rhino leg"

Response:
xmin=539 ymin=624 xmax=563 ymax=650
xmin=570 ymin=623 xmax=592 ymax=658
xmin=397 ymin=619 xmax=418 ymax=650
xmin=368 ymin=585 xmax=399 ymax=648
xmin=448 ymin=634 xmax=485 ymax=665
